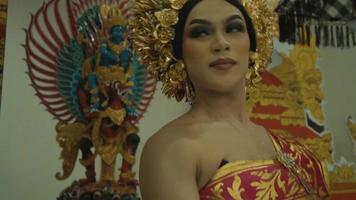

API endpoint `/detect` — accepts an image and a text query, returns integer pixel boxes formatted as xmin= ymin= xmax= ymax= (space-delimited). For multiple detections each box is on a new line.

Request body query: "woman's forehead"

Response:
xmin=186 ymin=0 xmax=245 ymax=22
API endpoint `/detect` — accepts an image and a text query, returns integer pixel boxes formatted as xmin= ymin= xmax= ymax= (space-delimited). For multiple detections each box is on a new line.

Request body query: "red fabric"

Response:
xmin=199 ymin=131 xmax=329 ymax=200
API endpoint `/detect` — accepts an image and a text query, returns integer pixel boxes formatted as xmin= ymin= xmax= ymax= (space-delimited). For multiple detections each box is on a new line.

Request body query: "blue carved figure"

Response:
xmin=86 ymin=24 xmax=132 ymax=112
xmin=99 ymin=25 xmax=132 ymax=70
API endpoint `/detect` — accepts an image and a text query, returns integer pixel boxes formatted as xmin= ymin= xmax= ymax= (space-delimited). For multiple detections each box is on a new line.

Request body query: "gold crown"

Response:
xmin=100 ymin=4 xmax=126 ymax=30
xmin=129 ymin=0 xmax=279 ymax=102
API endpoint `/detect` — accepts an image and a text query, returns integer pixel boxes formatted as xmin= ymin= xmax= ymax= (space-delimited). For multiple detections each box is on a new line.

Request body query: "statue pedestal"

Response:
xmin=57 ymin=180 xmax=139 ymax=200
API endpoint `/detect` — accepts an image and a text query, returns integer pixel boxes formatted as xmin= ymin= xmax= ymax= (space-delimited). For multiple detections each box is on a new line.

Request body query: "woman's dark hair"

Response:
xmin=172 ymin=0 xmax=257 ymax=59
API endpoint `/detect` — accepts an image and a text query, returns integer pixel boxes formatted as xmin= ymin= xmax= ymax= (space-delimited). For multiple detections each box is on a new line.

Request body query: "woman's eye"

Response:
xmin=226 ymin=23 xmax=245 ymax=33
xmin=189 ymin=27 xmax=211 ymax=38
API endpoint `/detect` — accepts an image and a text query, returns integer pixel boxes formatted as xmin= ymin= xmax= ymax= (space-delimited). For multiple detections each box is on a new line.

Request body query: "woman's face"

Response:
xmin=182 ymin=0 xmax=250 ymax=94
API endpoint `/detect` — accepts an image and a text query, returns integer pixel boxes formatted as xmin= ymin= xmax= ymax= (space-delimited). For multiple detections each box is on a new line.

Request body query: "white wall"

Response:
xmin=319 ymin=48 xmax=356 ymax=161
xmin=0 ymin=0 xmax=355 ymax=199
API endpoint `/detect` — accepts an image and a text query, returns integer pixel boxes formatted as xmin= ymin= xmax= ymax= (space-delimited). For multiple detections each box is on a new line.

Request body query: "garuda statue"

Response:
xmin=24 ymin=0 xmax=156 ymax=199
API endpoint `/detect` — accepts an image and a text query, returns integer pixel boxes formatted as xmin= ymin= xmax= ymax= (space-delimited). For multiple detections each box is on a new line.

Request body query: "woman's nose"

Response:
xmin=212 ymin=33 xmax=231 ymax=53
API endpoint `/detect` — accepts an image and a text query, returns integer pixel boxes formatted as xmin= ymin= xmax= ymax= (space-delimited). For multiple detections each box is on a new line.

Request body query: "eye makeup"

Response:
xmin=226 ymin=22 xmax=246 ymax=33
xmin=188 ymin=22 xmax=245 ymax=38
xmin=189 ymin=26 xmax=212 ymax=38
xmin=187 ymin=14 xmax=246 ymax=39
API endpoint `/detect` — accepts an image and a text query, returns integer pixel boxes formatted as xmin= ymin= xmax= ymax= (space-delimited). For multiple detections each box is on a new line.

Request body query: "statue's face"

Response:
xmin=182 ymin=0 xmax=250 ymax=95
xmin=111 ymin=26 xmax=125 ymax=42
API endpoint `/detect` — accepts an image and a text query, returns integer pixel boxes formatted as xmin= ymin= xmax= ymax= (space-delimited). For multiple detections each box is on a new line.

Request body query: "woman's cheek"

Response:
xmin=183 ymin=41 xmax=209 ymax=75
xmin=183 ymin=40 xmax=206 ymax=62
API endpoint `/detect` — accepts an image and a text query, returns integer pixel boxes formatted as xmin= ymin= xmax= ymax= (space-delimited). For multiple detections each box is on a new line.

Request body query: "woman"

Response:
xmin=129 ymin=0 xmax=329 ymax=199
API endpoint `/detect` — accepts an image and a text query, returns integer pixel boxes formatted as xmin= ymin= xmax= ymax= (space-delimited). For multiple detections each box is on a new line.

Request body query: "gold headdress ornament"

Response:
xmin=129 ymin=0 xmax=279 ymax=102
xmin=100 ymin=4 xmax=126 ymax=30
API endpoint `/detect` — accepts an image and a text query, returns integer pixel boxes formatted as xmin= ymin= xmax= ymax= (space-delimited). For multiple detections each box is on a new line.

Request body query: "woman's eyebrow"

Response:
xmin=189 ymin=14 xmax=244 ymax=26
xmin=225 ymin=14 xmax=244 ymax=23
xmin=189 ymin=19 xmax=211 ymax=26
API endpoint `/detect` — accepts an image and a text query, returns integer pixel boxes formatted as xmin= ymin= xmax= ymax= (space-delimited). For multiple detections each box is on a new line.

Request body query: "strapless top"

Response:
xmin=199 ymin=130 xmax=329 ymax=200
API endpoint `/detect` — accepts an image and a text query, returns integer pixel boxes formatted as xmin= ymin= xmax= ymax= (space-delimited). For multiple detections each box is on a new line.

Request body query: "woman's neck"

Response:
xmin=188 ymin=83 xmax=250 ymax=125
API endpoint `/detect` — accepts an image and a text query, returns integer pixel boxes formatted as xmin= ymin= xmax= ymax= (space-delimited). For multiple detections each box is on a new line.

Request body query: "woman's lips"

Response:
xmin=209 ymin=58 xmax=237 ymax=70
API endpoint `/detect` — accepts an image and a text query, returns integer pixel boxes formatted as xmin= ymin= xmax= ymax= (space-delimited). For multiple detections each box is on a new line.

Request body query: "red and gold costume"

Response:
xmin=199 ymin=130 xmax=329 ymax=200
xmin=129 ymin=0 xmax=332 ymax=199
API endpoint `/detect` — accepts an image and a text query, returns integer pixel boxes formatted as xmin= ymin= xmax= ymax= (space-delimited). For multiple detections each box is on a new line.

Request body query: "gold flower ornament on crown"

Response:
xmin=129 ymin=0 xmax=279 ymax=102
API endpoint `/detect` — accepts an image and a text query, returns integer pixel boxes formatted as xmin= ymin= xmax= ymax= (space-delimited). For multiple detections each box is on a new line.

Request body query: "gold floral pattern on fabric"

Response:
xmin=228 ymin=176 xmax=245 ymax=199
xmin=211 ymin=183 xmax=225 ymax=200
xmin=199 ymin=131 xmax=329 ymax=200
xmin=271 ymin=133 xmax=330 ymax=198
xmin=250 ymin=169 xmax=285 ymax=199
xmin=202 ymin=161 xmax=307 ymax=200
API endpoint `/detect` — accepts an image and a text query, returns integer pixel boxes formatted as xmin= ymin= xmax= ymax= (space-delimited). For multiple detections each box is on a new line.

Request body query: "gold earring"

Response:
xmin=246 ymin=52 xmax=261 ymax=87
xmin=184 ymin=79 xmax=195 ymax=103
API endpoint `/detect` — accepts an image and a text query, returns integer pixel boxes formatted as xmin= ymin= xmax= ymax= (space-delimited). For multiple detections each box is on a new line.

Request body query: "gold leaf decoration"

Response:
xmin=55 ymin=122 xmax=88 ymax=180
xmin=227 ymin=175 xmax=245 ymax=199
xmin=211 ymin=182 xmax=225 ymax=200
xmin=250 ymin=169 xmax=285 ymax=200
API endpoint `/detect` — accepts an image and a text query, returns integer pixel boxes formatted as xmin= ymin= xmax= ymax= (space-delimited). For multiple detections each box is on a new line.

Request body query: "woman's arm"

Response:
xmin=139 ymin=134 xmax=200 ymax=200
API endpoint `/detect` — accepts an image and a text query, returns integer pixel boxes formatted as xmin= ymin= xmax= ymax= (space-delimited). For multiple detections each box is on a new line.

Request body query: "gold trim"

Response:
xmin=210 ymin=160 xmax=276 ymax=184
xmin=211 ymin=129 xmax=281 ymax=182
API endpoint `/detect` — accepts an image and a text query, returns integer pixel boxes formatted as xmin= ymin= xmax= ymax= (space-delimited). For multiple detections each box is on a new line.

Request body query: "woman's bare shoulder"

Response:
xmin=139 ymin=119 xmax=201 ymax=199
xmin=142 ymin=118 xmax=201 ymax=159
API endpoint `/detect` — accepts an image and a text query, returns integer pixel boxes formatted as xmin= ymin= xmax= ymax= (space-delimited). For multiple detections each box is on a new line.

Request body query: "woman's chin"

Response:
xmin=212 ymin=78 xmax=245 ymax=89
xmin=200 ymin=83 xmax=244 ymax=96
